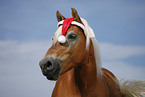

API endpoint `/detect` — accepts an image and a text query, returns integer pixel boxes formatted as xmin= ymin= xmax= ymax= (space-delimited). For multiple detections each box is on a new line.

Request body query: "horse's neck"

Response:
xmin=52 ymin=41 xmax=109 ymax=97
xmin=74 ymin=40 xmax=109 ymax=96
xmin=74 ymin=40 xmax=98 ymax=93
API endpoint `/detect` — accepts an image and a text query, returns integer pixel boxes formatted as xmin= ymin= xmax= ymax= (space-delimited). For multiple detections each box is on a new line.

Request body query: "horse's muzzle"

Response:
xmin=39 ymin=57 xmax=61 ymax=81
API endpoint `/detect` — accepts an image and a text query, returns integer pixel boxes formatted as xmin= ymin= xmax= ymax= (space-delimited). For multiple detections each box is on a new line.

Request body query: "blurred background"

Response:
xmin=0 ymin=0 xmax=145 ymax=97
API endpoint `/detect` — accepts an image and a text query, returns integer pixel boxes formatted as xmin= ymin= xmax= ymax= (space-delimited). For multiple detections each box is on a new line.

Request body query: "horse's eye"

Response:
xmin=67 ymin=33 xmax=77 ymax=40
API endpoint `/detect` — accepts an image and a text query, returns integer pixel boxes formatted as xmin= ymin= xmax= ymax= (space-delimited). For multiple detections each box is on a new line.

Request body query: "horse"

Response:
xmin=39 ymin=8 xmax=145 ymax=97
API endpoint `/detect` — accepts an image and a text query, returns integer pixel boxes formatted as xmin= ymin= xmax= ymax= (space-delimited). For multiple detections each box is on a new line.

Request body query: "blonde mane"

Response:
xmin=81 ymin=18 xmax=102 ymax=77
xmin=120 ymin=79 xmax=145 ymax=97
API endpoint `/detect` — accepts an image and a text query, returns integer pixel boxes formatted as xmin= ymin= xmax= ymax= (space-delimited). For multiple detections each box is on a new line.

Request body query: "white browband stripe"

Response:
xmin=71 ymin=21 xmax=86 ymax=35
xmin=57 ymin=20 xmax=87 ymax=35
xmin=57 ymin=20 xmax=64 ymax=27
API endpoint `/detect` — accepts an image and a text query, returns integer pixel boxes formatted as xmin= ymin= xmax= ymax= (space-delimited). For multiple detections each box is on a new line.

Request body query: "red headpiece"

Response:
xmin=62 ymin=18 xmax=73 ymax=35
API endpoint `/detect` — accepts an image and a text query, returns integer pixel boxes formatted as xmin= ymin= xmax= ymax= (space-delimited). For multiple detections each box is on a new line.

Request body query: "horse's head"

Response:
xmin=39 ymin=8 xmax=101 ymax=80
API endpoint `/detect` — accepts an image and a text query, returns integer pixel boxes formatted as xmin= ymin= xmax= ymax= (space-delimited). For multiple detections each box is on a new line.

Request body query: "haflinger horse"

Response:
xmin=39 ymin=8 xmax=145 ymax=97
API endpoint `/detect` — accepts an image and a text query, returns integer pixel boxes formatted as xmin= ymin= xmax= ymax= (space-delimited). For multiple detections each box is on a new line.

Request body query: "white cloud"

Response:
xmin=102 ymin=61 xmax=145 ymax=80
xmin=99 ymin=42 xmax=145 ymax=80
xmin=0 ymin=40 xmax=55 ymax=97
xmin=100 ymin=42 xmax=145 ymax=60
xmin=0 ymin=40 xmax=145 ymax=97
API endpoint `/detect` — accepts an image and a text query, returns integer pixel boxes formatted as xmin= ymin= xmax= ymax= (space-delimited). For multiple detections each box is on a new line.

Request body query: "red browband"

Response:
xmin=62 ymin=18 xmax=73 ymax=35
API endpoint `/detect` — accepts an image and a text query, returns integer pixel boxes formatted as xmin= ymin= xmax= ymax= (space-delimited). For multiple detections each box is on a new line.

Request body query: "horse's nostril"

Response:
xmin=45 ymin=61 xmax=53 ymax=70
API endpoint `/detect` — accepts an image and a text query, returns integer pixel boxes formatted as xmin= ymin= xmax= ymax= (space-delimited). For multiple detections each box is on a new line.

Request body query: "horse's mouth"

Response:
xmin=39 ymin=57 xmax=61 ymax=81
xmin=46 ymin=64 xmax=61 ymax=80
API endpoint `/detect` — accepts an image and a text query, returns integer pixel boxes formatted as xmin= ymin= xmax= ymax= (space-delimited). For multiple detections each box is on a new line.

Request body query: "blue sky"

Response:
xmin=0 ymin=0 xmax=145 ymax=97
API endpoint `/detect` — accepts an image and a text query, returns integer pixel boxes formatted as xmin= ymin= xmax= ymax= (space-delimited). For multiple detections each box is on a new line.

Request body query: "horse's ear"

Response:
xmin=56 ymin=10 xmax=66 ymax=22
xmin=71 ymin=8 xmax=82 ymax=24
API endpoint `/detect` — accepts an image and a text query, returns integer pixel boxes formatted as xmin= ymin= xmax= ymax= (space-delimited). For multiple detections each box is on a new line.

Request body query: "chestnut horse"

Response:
xmin=39 ymin=8 xmax=145 ymax=97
